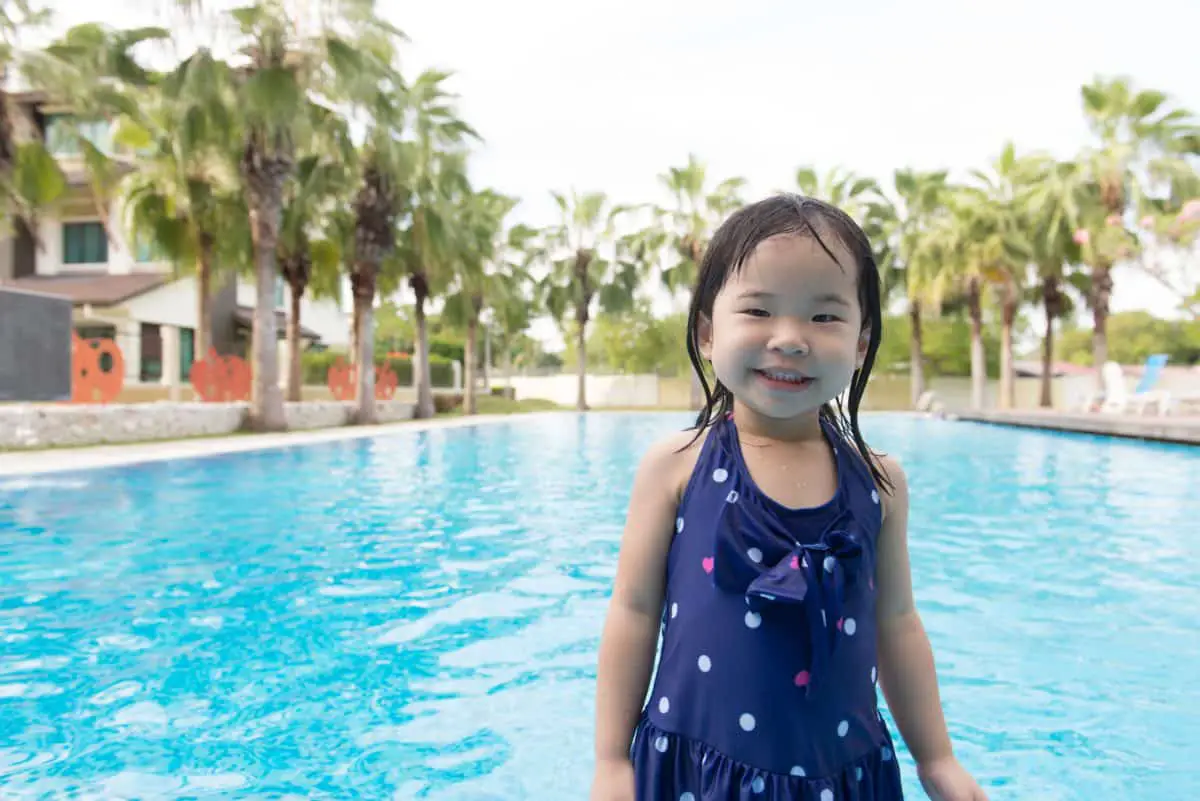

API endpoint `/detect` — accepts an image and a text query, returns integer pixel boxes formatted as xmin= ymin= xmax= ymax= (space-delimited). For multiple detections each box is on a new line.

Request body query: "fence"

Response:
xmin=488 ymin=370 xmax=1151 ymax=412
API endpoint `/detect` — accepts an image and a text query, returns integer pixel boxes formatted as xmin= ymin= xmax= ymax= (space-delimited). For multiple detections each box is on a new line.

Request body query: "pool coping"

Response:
xmin=0 ymin=413 xmax=570 ymax=477
xmin=0 ymin=409 xmax=934 ymax=478
xmin=952 ymin=408 xmax=1200 ymax=445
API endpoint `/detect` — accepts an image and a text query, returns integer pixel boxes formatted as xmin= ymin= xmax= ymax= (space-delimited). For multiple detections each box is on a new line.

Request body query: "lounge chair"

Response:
xmin=1084 ymin=356 xmax=1172 ymax=416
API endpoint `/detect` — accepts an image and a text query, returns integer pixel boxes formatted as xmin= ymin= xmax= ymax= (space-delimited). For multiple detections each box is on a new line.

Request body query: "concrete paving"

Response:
xmin=0 ymin=413 xmax=560 ymax=478
xmin=952 ymin=408 xmax=1200 ymax=445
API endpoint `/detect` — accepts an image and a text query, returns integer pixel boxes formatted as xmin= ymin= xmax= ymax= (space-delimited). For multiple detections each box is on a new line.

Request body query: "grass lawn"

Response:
xmin=440 ymin=396 xmax=562 ymax=416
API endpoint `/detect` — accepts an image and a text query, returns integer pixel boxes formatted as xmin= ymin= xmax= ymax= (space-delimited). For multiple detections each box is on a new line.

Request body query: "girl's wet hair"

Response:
xmin=684 ymin=193 xmax=892 ymax=493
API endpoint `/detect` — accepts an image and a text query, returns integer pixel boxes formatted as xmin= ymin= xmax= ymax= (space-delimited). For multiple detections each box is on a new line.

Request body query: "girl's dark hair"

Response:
xmin=684 ymin=193 xmax=892 ymax=493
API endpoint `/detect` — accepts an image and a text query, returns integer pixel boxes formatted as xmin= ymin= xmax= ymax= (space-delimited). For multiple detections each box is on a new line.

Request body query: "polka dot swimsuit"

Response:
xmin=630 ymin=414 xmax=905 ymax=800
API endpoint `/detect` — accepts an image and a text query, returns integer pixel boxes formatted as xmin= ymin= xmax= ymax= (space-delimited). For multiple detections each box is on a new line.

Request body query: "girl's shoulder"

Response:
xmin=638 ymin=425 xmax=715 ymax=507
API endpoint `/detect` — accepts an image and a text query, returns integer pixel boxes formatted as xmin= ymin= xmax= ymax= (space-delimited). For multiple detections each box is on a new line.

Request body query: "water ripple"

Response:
xmin=0 ymin=412 xmax=1197 ymax=799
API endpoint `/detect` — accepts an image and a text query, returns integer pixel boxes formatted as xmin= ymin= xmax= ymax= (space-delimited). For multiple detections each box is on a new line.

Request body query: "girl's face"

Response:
xmin=699 ymin=233 xmax=870 ymax=422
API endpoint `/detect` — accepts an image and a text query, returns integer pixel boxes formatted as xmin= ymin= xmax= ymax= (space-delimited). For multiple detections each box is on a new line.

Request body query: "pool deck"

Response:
xmin=953 ymin=408 xmax=1200 ymax=445
xmin=0 ymin=413 xmax=560 ymax=478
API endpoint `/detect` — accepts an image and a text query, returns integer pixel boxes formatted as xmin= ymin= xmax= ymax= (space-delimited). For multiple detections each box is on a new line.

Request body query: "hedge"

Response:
xmin=301 ymin=350 xmax=456 ymax=388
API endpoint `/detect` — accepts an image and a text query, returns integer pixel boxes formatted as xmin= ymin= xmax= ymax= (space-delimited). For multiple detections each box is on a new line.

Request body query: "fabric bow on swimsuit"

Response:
xmin=712 ymin=503 xmax=870 ymax=695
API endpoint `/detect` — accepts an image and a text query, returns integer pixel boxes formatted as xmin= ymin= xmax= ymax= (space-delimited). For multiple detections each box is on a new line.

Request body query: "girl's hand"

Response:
xmin=918 ymin=756 xmax=988 ymax=801
xmin=589 ymin=757 xmax=636 ymax=801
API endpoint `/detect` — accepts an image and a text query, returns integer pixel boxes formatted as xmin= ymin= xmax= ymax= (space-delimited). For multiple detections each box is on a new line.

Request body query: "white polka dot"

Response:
xmin=751 ymin=776 xmax=766 ymax=793
xmin=698 ymin=654 xmax=712 ymax=672
xmin=744 ymin=611 xmax=762 ymax=629
xmin=747 ymin=547 xmax=763 ymax=563
xmin=856 ymin=767 xmax=863 ymax=781
xmin=844 ymin=618 xmax=857 ymax=636
xmin=671 ymin=603 xmax=679 ymax=619
xmin=655 ymin=736 xmax=669 ymax=752
xmin=659 ymin=696 xmax=670 ymax=714
xmin=726 ymin=490 xmax=739 ymax=503
xmin=680 ymin=794 xmax=696 ymax=801
xmin=821 ymin=791 xmax=834 ymax=801
xmin=837 ymin=720 xmax=849 ymax=737
xmin=712 ymin=468 xmax=729 ymax=483
xmin=801 ymin=556 xmax=809 ymax=569
xmin=871 ymin=666 xmax=877 ymax=684
xmin=676 ymin=517 xmax=684 ymax=533
xmin=881 ymin=746 xmax=893 ymax=761
xmin=823 ymin=555 xmax=836 ymax=573
xmin=739 ymin=713 xmax=756 ymax=731
xmin=871 ymin=489 xmax=880 ymax=504
xmin=790 ymin=765 xmax=806 ymax=777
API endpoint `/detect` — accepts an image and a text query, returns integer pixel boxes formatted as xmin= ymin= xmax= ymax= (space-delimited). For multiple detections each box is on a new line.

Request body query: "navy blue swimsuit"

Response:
xmin=630 ymin=413 xmax=905 ymax=800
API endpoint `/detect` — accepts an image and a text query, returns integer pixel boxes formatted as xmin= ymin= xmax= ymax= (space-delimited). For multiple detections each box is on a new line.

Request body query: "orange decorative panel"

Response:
xmin=327 ymin=357 xmax=398 ymax=401
xmin=70 ymin=334 xmax=125 ymax=404
xmin=190 ymin=349 xmax=251 ymax=402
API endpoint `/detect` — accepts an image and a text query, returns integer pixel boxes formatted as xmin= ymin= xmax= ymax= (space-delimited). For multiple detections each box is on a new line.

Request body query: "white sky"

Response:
xmin=40 ymin=0 xmax=1200 ymax=348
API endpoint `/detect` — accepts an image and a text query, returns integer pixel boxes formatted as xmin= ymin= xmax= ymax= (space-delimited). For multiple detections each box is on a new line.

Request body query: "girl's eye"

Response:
xmin=813 ymin=314 xmax=842 ymax=323
xmin=741 ymin=308 xmax=770 ymax=318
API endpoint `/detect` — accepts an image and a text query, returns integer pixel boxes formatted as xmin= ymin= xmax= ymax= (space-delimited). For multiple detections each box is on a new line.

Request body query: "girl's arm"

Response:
xmin=874 ymin=455 xmax=988 ymax=800
xmin=594 ymin=437 xmax=684 ymax=766
xmin=873 ymin=455 xmax=955 ymax=765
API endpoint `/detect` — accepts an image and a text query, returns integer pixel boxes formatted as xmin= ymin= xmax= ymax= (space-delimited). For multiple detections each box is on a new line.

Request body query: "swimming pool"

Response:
xmin=1 ymin=412 xmax=1197 ymax=799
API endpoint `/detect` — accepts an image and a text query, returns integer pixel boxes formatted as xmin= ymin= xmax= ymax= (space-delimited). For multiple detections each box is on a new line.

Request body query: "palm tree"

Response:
xmin=208 ymin=0 xmax=395 ymax=429
xmin=891 ymin=168 xmax=950 ymax=407
xmin=1023 ymin=155 xmax=1087 ymax=407
xmin=387 ymin=70 xmax=478 ymax=420
xmin=441 ymin=189 xmax=531 ymax=415
xmin=792 ymin=165 xmax=883 ymax=225
xmin=536 ymin=189 xmax=638 ymax=411
xmin=278 ymin=144 xmax=348 ymax=401
xmin=957 ymin=143 xmax=1037 ymax=409
xmin=118 ymin=64 xmax=250 ymax=362
xmin=656 ymin=153 xmax=745 ymax=406
xmin=1076 ymin=76 xmax=1197 ymax=376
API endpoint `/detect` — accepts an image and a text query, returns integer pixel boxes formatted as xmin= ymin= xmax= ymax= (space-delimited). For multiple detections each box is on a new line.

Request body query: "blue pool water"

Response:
xmin=1 ymin=412 xmax=1198 ymax=799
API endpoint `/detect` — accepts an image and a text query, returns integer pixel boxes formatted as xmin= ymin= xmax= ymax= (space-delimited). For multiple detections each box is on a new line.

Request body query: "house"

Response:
xmin=0 ymin=90 xmax=351 ymax=389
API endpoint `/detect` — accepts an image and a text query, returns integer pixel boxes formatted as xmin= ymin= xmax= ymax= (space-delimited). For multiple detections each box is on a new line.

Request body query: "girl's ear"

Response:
xmin=855 ymin=327 xmax=871 ymax=369
xmin=698 ymin=314 xmax=714 ymax=361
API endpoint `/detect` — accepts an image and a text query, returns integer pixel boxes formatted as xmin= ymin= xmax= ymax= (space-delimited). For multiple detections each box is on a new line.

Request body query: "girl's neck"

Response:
xmin=728 ymin=399 xmax=824 ymax=444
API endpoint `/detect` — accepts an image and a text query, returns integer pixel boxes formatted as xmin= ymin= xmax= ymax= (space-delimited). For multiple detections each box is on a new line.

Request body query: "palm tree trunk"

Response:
xmin=576 ymin=321 xmax=588 ymax=411
xmin=1091 ymin=263 xmax=1113 ymax=385
xmin=354 ymin=285 xmax=377 ymax=425
xmin=1040 ymin=284 xmax=1055 ymax=408
xmin=241 ymin=140 xmax=288 ymax=432
xmin=247 ymin=219 xmax=285 ymax=431
xmin=349 ymin=302 xmax=361 ymax=365
xmin=286 ymin=280 xmax=304 ymax=402
xmin=413 ymin=286 xmax=435 ymax=419
xmin=464 ymin=316 xmax=478 ymax=415
xmin=195 ymin=244 xmax=212 ymax=360
xmin=968 ymin=280 xmax=985 ymax=410
xmin=908 ymin=300 xmax=925 ymax=408
xmin=1000 ymin=290 xmax=1017 ymax=410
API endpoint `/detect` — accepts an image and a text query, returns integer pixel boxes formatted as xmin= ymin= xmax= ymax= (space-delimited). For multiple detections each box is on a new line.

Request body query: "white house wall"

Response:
xmin=234 ymin=279 xmax=350 ymax=347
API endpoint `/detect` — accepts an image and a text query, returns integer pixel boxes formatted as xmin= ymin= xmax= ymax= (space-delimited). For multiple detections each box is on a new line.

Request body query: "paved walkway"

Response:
xmin=0 ymin=414 xmax=554 ymax=478
xmin=953 ymin=408 xmax=1200 ymax=445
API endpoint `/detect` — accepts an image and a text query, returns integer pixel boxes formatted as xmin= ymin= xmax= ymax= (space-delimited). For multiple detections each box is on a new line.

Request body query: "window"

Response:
xmin=180 ymin=327 xmax=195 ymax=381
xmin=62 ymin=222 xmax=108 ymax=264
xmin=44 ymin=114 xmax=111 ymax=156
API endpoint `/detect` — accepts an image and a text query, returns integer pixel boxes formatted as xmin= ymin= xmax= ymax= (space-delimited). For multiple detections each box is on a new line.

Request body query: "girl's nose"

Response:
xmin=768 ymin=324 xmax=810 ymax=356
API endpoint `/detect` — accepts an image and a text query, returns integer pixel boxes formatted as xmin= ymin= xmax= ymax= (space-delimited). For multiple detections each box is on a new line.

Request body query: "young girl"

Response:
xmin=590 ymin=195 xmax=987 ymax=801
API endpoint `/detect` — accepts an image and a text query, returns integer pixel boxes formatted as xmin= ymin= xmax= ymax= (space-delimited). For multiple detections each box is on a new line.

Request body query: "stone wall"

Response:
xmin=0 ymin=401 xmax=415 ymax=450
